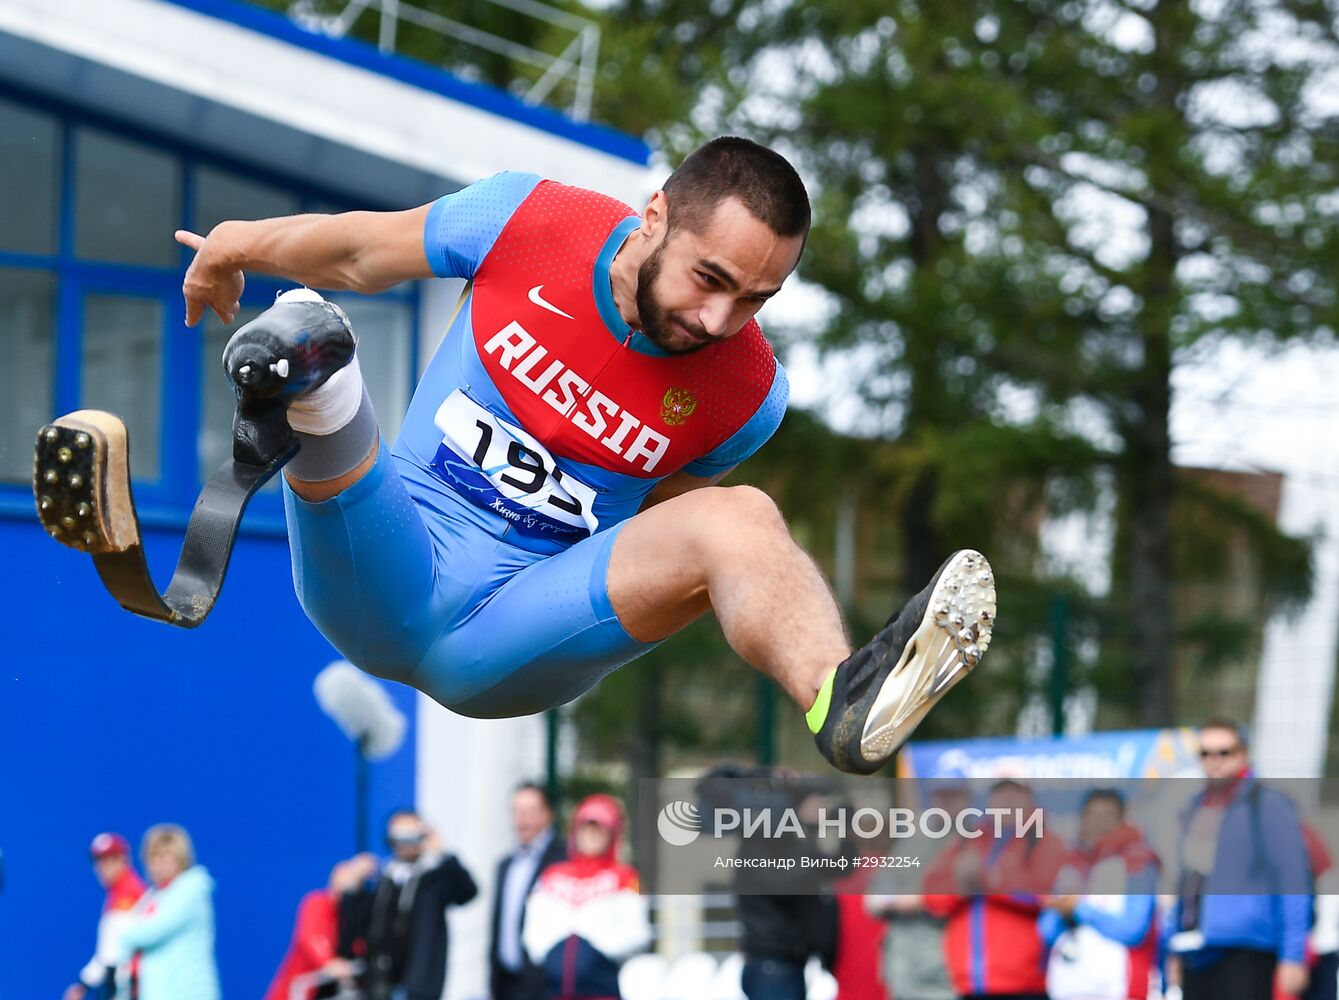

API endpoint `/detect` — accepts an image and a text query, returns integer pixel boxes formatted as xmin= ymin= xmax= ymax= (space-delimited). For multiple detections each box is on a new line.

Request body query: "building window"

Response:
xmin=0 ymin=98 xmax=60 ymax=255
xmin=194 ymin=166 xmax=301 ymax=235
xmin=0 ymin=268 xmax=57 ymax=483
xmin=75 ymin=127 xmax=182 ymax=267
xmin=330 ymin=295 xmax=415 ymax=444
xmin=81 ymin=294 xmax=164 ymax=481
xmin=0 ymin=96 xmax=418 ymax=521
xmin=198 ymin=295 xmax=415 ymax=482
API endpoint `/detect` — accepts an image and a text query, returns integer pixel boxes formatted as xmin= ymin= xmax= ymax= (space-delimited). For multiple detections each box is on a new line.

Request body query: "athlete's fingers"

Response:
xmin=182 ymin=254 xmax=207 ymax=327
xmin=182 ymin=269 xmax=244 ymax=327
xmin=184 ymin=294 xmax=205 ymax=328
xmin=214 ymin=299 xmax=240 ymax=325
xmin=175 ymin=229 xmax=205 ymax=251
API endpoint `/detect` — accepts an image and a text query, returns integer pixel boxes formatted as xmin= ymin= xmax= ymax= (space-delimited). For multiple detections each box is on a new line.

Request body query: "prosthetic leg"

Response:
xmin=33 ymin=294 xmax=354 ymax=627
xmin=34 ymin=401 xmax=296 ymax=627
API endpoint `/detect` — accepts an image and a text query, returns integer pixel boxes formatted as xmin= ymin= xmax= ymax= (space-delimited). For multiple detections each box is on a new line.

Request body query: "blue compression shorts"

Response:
xmin=282 ymin=442 xmax=659 ymax=717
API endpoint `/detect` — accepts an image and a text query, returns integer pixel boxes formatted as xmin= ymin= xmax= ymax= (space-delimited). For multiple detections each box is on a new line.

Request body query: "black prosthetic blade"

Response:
xmin=35 ymin=408 xmax=297 ymax=629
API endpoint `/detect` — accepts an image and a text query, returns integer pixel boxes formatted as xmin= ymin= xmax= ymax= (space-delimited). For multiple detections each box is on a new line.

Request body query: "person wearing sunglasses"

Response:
xmin=339 ymin=810 xmax=478 ymax=1000
xmin=1166 ymin=719 xmax=1313 ymax=1000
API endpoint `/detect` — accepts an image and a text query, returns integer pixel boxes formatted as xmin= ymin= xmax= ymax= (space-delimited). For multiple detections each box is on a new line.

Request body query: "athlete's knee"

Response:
xmin=715 ymin=484 xmax=787 ymax=533
xmin=681 ymin=484 xmax=788 ymax=554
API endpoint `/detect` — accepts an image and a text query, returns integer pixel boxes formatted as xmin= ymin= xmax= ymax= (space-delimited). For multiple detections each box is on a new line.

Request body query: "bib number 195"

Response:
xmin=432 ymin=390 xmax=598 ymax=540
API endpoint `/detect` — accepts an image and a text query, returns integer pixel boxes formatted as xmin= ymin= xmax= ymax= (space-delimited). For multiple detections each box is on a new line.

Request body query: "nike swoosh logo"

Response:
xmin=528 ymin=284 xmax=574 ymax=320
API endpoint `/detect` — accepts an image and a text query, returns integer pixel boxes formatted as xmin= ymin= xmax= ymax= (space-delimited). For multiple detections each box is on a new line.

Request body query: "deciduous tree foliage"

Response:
xmin=585 ymin=0 xmax=1333 ymax=733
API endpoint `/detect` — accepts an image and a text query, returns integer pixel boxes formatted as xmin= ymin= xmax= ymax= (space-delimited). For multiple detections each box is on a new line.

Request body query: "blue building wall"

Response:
xmin=0 ymin=4 xmax=652 ymax=994
xmin=0 ymin=76 xmax=423 ymax=996
xmin=0 ymin=508 xmax=416 ymax=998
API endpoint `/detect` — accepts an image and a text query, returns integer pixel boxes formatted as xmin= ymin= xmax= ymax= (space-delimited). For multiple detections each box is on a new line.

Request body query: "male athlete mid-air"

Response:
xmin=38 ymin=137 xmax=994 ymax=774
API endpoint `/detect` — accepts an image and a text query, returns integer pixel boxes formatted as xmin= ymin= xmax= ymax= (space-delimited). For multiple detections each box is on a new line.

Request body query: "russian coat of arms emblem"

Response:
xmin=661 ymin=387 xmax=698 ymax=426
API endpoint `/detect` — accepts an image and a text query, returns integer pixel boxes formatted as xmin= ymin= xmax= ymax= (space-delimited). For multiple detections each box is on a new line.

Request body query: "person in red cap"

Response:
xmin=63 ymin=833 xmax=147 ymax=1000
xmin=522 ymin=795 xmax=651 ymax=999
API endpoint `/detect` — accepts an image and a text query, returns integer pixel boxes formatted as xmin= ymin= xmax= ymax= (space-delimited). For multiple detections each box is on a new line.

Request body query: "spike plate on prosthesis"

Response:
xmin=33 ymin=411 xmax=139 ymax=555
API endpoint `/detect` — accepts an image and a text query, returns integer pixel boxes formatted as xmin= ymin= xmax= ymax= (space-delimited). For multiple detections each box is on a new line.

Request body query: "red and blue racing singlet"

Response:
xmin=391 ymin=172 xmax=789 ymax=554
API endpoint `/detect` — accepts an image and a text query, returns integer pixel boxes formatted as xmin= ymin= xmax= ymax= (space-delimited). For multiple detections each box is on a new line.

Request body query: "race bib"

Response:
xmin=430 ymin=390 xmax=599 ymax=542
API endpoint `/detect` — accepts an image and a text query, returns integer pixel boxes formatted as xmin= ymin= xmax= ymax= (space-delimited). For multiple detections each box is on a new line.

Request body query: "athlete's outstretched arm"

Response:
xmin=175 ymin=204 xmax=434 ymax=326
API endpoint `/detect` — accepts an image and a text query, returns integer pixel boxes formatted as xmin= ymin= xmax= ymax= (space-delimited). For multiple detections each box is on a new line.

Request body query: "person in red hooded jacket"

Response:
xmin=522 ymin=795 xmax=652 ymax=999
xmin=265 ymin=854 xmax=379 ymax=1000
xmin=921 ymin=779 xmax=1067 ymax=1000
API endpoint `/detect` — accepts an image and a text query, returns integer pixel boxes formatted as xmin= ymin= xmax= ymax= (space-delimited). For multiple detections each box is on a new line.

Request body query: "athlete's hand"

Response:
xmin=176 ymin=227 xmax=244 ymax=327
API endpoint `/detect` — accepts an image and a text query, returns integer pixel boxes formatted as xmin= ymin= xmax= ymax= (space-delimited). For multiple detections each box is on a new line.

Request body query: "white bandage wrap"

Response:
xmin=276 ymin=286 xmax=327 ymax=305
xmin=286 ymin=355 xmax=365 ymax=436
xmin=271 ymin=288 xmax=364 ymax=436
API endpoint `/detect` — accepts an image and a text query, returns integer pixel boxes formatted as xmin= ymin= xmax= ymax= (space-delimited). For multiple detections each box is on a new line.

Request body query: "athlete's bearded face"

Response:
xmin=633 ymin=197 xmax=804 ymax=355
xmin=635 ymin=240 xmax=695 ymax=352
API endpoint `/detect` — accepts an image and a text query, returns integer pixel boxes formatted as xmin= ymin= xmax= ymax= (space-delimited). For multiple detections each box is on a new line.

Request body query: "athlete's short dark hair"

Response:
xmin=663 ymin=136 xmax=810 ymax=241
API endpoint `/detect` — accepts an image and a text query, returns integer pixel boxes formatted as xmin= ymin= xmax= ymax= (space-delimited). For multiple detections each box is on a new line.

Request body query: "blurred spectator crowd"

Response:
xmin=62 ymin=786 xmax=649 ymax=1000
xmin=61 ymin=719 xmax=1339 ymax=1000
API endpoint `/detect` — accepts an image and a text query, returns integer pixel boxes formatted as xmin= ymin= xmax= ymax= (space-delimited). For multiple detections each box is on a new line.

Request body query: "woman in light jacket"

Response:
xmin=117 ymin=824 xmax=221 ymax=1000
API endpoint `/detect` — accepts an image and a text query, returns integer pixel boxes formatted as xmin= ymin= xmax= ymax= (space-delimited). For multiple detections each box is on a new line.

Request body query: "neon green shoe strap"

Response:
xmin=806 ymin=668 xmax=837 ymax=734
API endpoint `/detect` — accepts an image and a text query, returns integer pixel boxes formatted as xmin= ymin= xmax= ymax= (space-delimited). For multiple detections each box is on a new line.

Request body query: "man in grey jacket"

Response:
xmin=1168 ymin=719 xmax=1312 ymax=1000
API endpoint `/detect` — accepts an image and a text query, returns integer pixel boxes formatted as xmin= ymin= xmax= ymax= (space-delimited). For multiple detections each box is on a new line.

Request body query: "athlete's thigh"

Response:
xmin=606 ymin=483 xmax=784 ymax=642
xmin=418 ymin=522 xmax=660 ymax=718
xmin=283 ymin=444 xmax=455 ymax=677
